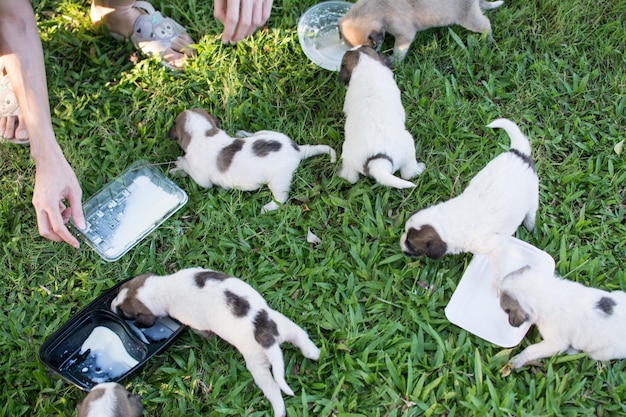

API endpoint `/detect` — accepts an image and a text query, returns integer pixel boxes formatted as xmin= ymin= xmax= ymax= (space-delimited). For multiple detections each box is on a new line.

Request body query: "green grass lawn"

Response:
xmin=1 ymin=0 xmax=625 ymax=415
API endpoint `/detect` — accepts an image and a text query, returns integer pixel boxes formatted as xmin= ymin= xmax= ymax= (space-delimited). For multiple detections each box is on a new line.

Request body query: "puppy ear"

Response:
xmin=500 ymin=291 xmax=529 ymax=327
xmin=206 ymin=113 xmax=220 ymax=129
xmin=404 ymin=225 xmax=447 ymax=258
xmin=135 ymin=312 xmax=157 ymax=328
xmin=339 ymin=50 xmax=360 ymax=86
xmin=425 ymin=239 xmax=447 ymax=259
xmin=368 ymin=30 xmax=385 ymax=49
xmin=75 ymin=402 xmax=86 ymax=417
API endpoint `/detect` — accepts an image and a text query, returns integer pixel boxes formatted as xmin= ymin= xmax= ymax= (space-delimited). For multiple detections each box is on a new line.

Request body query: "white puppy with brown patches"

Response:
xmin=400 ymin=118 xmax=538 ymax=259
xmin=76 ymin=382 xmax=143 ymax=417
xmin=500 ymin=265 xmax=626 ymax=369
xmin=338 ymin=46 xmax=425 ymax=189
xmin=339 ymin=0 xmax=504 ymax=62
xmin=110 ymin=268 xmax=321 ymax=417
xmin=168 ymin=108 xmax=336 ymax=213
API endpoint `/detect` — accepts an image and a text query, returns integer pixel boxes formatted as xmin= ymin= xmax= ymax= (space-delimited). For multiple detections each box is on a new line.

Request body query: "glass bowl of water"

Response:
xmin=298 ymin=1 xmax=353 ymax=71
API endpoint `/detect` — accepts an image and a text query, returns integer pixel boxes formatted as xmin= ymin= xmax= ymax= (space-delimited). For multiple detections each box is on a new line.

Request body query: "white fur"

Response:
xmin=169 ymin=109 xmax=336 ymax=214
xmin=339 ymin=47 xmax=425 ymax=188
xmin=110 ymin=268 xmax=320 ymax=417
xmin=76 ymin=383 xmax=143 ymax=417
xmin=400 ymin=118 xmax=538 ymax=258
xmin=501 ymin=266 xmax=626 ymax=369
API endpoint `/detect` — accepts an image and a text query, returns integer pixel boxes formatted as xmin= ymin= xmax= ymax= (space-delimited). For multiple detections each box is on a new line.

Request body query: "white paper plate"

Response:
xmin=72 ymin=161 xmax=187 ymax=262
xmin=444 ymin=236 xmax=555 ymax=348
xmin=298 ymin=1 xmax=353 ymax=71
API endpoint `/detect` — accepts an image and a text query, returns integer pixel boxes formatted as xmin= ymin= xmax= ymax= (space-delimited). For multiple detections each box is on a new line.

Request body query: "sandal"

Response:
xmin=0 ymin=57 xmax=29 ymax=145
xmin=104 ymin=1 xmax=196 ymax=69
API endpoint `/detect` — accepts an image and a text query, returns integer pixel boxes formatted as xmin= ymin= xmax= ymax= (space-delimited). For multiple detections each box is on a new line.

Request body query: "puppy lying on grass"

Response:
xmin=339 ymin=0 xmax=504 ymax=62
xmin=500 ymin=265 xmax=626 ymax=369
xmin=400 ymin=118 xmax=538 ymax=259
xmin=76 ymin=382 xmax=143 ymax=417
xmin=110 ymin=267 xmax=321 ymax=417
xmin=169 ymin=108 xmax=336 ymax=213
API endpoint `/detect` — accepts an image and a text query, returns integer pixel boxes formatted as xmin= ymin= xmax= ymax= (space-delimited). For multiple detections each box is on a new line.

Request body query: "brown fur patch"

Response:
xmin=339 ymin=15 xmax=384 ymax=49
xmin=339 ymin=46 xmax=390 ymax=86
xmin=112 ymin=384 xmax=144 ymax=417
xmin=169 ymin=112 xmax=193 ymax=150
xmin=500 ymin=291 xmax=529 ymax=327
xmin=169 ymin=109 xmax=220 ymax=151
xmin=217 ymin=139 xmax=245 ymax=172
xmin=225 ymin=290 xmax=251 ymax=317
xmin=363 ymin=153 xmax=393 ymax=176
xmin=252 ymin=140 xmax=282 ymax=157
xmin=403 ymin=225 xmax=447 ymax=259
xmin=116 ymin=273 xmax=157 ymax=328
xmin=195 ymin=270 xmax=229 ymax=288
xmin=253 ymin=310 xmax=279 ymax=348
xmin=339 ymin=49 xmax=361 ymax=86
xmin=190 ymin=108 xmax=221 ymax=137
xmin=596 ymin=297 xmax=617 ymax=316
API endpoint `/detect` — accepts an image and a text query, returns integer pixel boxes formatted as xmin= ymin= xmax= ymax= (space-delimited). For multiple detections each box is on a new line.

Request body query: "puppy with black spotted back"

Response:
xmin=500 ymin=265 xmax=626 ymax=369
xmin=338 ymin=46 xmax=425 ymax=189
xmin=110 ymin=267 xmax=320 ymax=417
xmin=169 ymin=108 xmax=336 ymax=213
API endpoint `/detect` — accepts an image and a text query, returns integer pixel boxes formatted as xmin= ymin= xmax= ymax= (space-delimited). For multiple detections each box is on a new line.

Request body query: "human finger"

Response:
xmin=39 ymin=201 xmax=80 ymax=248
xmin=220 ymin=0 xmax=242 ymax=44
xmin=66 ymin=186 xmax=85 ymax=230
xmin=233 ymin=0 xmax=254 ymax=42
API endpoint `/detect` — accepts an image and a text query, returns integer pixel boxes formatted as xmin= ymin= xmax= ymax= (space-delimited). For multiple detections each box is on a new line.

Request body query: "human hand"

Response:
xmin=32 ymin=154 xmax=85 ymax=248
xmin=213 ymin=0 xmax=273 ymax=44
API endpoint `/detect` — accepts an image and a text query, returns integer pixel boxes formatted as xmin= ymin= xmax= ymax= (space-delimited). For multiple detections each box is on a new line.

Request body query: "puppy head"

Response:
xmin=339 ymin=45 xmax=391 ymax=86
xmin=168 ymin=108 xmax=221 ymax=151
xmin=400 ymin=224 xmax=448 ymax=259
xmin=338 ymin=15 xmax=385 ymax=50
xmin=111 ymin=273 xmax=157 ymax=328
xmin=76 ymin=382 xmax=143 ymax=417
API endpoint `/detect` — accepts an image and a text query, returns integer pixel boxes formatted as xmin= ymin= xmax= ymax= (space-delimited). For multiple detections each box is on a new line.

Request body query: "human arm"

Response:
xmin=0 ymin=0 xmax=85 ymax=248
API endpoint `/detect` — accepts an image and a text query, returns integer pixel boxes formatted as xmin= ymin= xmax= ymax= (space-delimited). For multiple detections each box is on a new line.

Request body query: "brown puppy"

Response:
xmin=339 ymin=0 xmax=504 ymax=62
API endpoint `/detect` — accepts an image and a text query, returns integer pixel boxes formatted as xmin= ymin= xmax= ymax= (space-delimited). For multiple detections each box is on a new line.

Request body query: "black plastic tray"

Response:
xmin=39 ymin=278 xmax=187 ymax=391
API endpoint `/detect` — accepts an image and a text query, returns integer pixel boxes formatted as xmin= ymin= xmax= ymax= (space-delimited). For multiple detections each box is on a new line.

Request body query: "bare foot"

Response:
xmin=0 ymin=113 xmax=29 ymax=143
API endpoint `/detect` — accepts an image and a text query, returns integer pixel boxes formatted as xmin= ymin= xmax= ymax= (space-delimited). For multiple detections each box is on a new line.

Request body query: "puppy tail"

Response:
xmin=367 ymin=158 xmax=416 ymax=189
xmin=487 ymin=118 xmax=531 ymax=156
xmin=480 ymin=0 xmax=504 ymax=10
xmin=299 ymin=145 xmax=337 ymax=163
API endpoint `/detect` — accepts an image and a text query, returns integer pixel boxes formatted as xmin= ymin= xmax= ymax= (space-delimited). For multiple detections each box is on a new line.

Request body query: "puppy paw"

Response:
xmin=511 ymin=356 xmax=527 ymax=369
xmin=303 ymin=346 xmax=321 ymax=361
xmin=169 ymin=158 xmax=188 ymax=176
xmin=235 ymin=130 xmax=253 ymax=138
xmin=261 ymin=201 xmax=280 ymax=213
